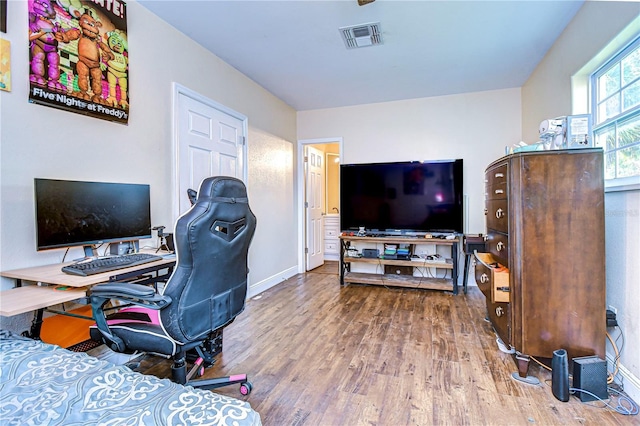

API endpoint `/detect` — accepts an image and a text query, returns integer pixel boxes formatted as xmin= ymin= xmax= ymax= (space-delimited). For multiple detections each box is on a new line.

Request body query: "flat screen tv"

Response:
xmin=34 ymin=178 xmax=152 ymax=251
xmin=340 ymin=160 xmax=463 ymax=234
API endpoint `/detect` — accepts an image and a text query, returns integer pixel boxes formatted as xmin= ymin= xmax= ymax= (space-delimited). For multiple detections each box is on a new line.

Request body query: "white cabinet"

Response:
xmin=324 ymin=214 xmax=340 ymax=260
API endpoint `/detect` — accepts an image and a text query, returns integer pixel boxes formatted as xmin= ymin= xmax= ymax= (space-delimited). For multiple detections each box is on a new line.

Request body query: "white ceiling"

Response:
xmin=138 ymin=0 xmax=585 ymax=111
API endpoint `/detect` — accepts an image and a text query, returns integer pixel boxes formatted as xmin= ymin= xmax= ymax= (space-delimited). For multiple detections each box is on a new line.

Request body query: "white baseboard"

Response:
xmin=607 ymin=352 xmax=640 ymax=404
xmin=247 ymin=265 xmax=298 ymax=299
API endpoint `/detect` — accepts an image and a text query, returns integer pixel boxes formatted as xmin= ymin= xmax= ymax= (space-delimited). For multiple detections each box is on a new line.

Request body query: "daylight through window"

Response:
xmin=592 ymin=37 xmax=640 ymax=181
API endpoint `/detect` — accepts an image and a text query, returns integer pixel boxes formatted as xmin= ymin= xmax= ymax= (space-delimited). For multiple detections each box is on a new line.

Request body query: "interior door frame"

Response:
xmin=172 ymin=83 xmax=248 ymax=222
xmin=296 ymin=137 xmax=343 ymax=274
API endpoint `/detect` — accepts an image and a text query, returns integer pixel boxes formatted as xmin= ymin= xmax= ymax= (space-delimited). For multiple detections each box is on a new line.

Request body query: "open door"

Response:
xmin=305 ymin=145 xmax=325 ymax=271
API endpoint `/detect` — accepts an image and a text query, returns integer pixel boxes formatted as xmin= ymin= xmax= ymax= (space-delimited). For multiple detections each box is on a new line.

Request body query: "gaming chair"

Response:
xmin=89 ymin=176 xmax=256 ymax=394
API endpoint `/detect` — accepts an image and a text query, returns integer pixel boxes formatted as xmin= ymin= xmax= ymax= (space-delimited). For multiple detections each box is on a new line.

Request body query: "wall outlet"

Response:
xmin=606 ymin=305 xmax=618 ymax=327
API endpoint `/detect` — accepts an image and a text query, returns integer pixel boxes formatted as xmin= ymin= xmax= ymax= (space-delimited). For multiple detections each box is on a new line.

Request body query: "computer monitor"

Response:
xmin=34 ymin=178 xmax=152 ymax=255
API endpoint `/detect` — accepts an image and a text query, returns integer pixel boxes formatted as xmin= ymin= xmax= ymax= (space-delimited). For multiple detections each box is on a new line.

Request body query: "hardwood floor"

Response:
xmin=137 ymin=262 xmax=631 ymax=425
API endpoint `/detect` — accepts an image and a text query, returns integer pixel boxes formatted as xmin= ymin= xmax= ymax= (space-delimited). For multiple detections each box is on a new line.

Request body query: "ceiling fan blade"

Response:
xmin=357 ymin=0 xmax=375 ymax=6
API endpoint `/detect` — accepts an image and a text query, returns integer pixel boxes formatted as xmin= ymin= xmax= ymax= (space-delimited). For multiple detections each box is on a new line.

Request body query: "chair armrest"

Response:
xmin=89 ymin=282 xmax=172 ymax=308
xmin=89 ymin=283 xmax=172 ymax=352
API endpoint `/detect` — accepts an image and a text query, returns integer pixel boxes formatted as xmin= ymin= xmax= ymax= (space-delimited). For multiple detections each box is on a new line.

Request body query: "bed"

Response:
xmin=0 ymin=330 xmax=262 ymax=425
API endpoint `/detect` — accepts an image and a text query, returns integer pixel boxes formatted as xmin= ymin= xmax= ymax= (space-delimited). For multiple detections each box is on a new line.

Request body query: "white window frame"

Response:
xmin=590 ymin=36 xmax=640 ymax=192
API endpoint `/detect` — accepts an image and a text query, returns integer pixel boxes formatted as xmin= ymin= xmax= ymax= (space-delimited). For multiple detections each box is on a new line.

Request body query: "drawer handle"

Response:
xmin=495 ymin=208 xmax=504 ymax=219
xmin=496 ymin=306 xmax=504 ymax=317
xmin=484 ymin=208 xmax=488 ymax=215
xmin=494 ymin=189 xmax=504 ymax=195
xmin=495 ymin=173 xmax=504 ymax=178
xmin=480 ymin=273 xmax=489 ymax=284
xmin=496 ymin=286 xmax=510 ymax=292
xmin=496 ymin=242 xmax=505 ymax=252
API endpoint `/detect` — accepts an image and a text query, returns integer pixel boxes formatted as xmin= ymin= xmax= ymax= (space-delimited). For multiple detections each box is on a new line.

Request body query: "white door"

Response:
xmin=174 ymin=86 xmax=247 ymax=218
xmin=306 ymin=146 xmax=325 ymax=270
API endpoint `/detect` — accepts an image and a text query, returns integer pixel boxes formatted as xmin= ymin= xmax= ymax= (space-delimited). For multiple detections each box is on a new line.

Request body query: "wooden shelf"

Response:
xmin=343 ymin=257 xmax=453 ymax=269
xmin=0 ymin=285 xmax=87 ymax=317
xmin=339 ymin=235 xmax=460 ymax=294
xmin=340 ymin=235 xmax=457 ymax=245
xmin=343 ymin=272 xmax=453 ymax=291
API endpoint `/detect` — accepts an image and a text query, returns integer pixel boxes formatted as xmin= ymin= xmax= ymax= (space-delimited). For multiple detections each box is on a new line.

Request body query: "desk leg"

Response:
xmin=24 ymin=308 xmax=44 ymax=340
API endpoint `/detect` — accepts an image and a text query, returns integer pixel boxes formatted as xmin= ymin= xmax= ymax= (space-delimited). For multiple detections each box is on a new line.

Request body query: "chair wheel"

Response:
xmin=239 ymin=381 xmax=252 ymax=395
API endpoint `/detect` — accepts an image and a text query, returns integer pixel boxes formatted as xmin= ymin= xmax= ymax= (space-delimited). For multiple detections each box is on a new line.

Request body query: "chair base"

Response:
xmin=192 ymin=374 xmax=252 ymax=395
xmin=171 ymin=349 xmax=252 ymax=395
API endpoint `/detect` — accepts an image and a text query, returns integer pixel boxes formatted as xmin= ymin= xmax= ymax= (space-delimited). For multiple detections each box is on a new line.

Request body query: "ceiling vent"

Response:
xmin=339 ymin=22 xmax=382 ymax=49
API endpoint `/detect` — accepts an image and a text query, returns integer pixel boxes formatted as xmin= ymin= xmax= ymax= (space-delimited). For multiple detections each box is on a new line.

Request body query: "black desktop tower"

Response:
xmin=572 ymin=356 xmax=608 ymax=402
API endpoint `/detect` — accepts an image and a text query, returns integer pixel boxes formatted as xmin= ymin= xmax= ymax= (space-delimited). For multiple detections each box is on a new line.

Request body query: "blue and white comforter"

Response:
xmin=0 ymin=330 xmax=261 ymax=425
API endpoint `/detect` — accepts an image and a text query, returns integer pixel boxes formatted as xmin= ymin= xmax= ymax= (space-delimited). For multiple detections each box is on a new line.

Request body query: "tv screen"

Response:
xmin=340 ymin=160 xmax=463 ymax=234
xmin=34 ymin=178 xmax=152 ymax=251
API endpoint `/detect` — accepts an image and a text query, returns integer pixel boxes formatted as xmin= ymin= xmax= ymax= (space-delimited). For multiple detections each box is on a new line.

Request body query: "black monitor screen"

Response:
xmin=340 ymin=160 xmax=463 ymax=234
xmin=34 ymin=178 xmax=152 ymax=251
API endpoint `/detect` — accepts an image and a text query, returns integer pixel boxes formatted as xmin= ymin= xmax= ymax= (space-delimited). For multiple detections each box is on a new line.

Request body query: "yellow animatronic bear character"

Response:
xmin=104 ymin=30 xmax=129 ymax=109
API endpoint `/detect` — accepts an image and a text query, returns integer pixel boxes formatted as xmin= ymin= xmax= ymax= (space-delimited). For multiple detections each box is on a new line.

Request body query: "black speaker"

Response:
xmin=572 ymin=356 xmax=608 ymax=402
xmin=551 ymin=349 xmax=569 ymax=402
xmin=165 ymin=233 xmax=175 ymax=252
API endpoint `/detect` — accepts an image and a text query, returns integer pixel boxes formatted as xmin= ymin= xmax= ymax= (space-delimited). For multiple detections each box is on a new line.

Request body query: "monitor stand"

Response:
xmin=83 ymin=245 xmax=99 ymax=259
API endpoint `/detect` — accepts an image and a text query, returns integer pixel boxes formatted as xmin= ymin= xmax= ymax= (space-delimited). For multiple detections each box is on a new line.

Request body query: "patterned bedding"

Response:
xmin=0 ymin=330 xmax=261 ymax=425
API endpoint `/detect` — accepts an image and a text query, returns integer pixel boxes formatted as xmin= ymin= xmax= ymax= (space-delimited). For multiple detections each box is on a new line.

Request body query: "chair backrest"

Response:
xmin=160 ymin=177 xmax=256 ymax=343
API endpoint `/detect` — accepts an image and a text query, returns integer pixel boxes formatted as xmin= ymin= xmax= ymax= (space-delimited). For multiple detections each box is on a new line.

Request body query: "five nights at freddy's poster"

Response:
xmin=28 ymin=0 xmax=129 ymax=124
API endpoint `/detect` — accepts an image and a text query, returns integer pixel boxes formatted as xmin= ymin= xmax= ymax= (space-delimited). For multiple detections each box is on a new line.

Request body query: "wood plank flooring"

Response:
xmin=137 ymin=262 xmax=632 ymax=425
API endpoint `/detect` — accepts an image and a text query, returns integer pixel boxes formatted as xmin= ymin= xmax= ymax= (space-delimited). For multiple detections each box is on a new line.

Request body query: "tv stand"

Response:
xmin=339 ymin=235 xmax=460 ymax=294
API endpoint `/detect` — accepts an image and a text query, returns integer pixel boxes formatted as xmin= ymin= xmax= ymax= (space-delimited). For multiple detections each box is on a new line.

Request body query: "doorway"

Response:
xmin=296 ymin=138 xmax=343 ymax=273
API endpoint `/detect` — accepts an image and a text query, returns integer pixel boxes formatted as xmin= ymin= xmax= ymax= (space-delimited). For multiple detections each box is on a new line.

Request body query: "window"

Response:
xmin=591 ymin=37 xmax=640 ymax=187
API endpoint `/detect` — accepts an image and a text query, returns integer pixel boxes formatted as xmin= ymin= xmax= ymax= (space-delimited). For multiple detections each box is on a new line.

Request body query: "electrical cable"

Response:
xmin=569 ymin=387 xmax=639 ymax=416
xmin=530 ymin=355 xmax=552 ymax=372
xmin=606 ymin=330 xmax=621 ymax=384
xmin=607 ymin=385 xmax=639 ymax=415
xmin=61 ymin=247 xmax=70 ymax=263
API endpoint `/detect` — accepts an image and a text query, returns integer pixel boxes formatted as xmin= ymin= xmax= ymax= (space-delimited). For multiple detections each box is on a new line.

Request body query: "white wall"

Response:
xmin=522 ymin=0 xmax=640 ymax=401
xmin=297 ymin=88 xmax=522 ymax=235
xmin=0 ymin=1 xmax=299 ymax=330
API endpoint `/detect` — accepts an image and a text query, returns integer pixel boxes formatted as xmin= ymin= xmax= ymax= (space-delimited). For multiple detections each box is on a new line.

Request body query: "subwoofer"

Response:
xmin=572 ymin=356 xmax=608 ymax=402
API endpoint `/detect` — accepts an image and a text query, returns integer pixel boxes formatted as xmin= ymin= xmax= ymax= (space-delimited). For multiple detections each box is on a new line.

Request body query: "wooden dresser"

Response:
xmin=476 ymin=148 xmax=606 ymax=378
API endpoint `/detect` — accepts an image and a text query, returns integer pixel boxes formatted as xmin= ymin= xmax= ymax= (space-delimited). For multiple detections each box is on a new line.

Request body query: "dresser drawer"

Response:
xmin=485 ymin=164 xmax=508 ymax=200
xmin=485 ymin=231 xmax=509 ymax=266
xmin=488 ymin=299 xmax=511 ymax=347
xmin=485 ymin=199 xmax=508 ymax=233
xmin=475 ymin=252 xmax=510 ymax=303
xmin=325 ymin=227 xmax=339 ymax=239
xmin=325 ymin=241 xmax=339 ymax=254
xmin=486 ymin=164 xmax=507 ymax=186
xmin=474 ymin=257 xmax=492 ymax=299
